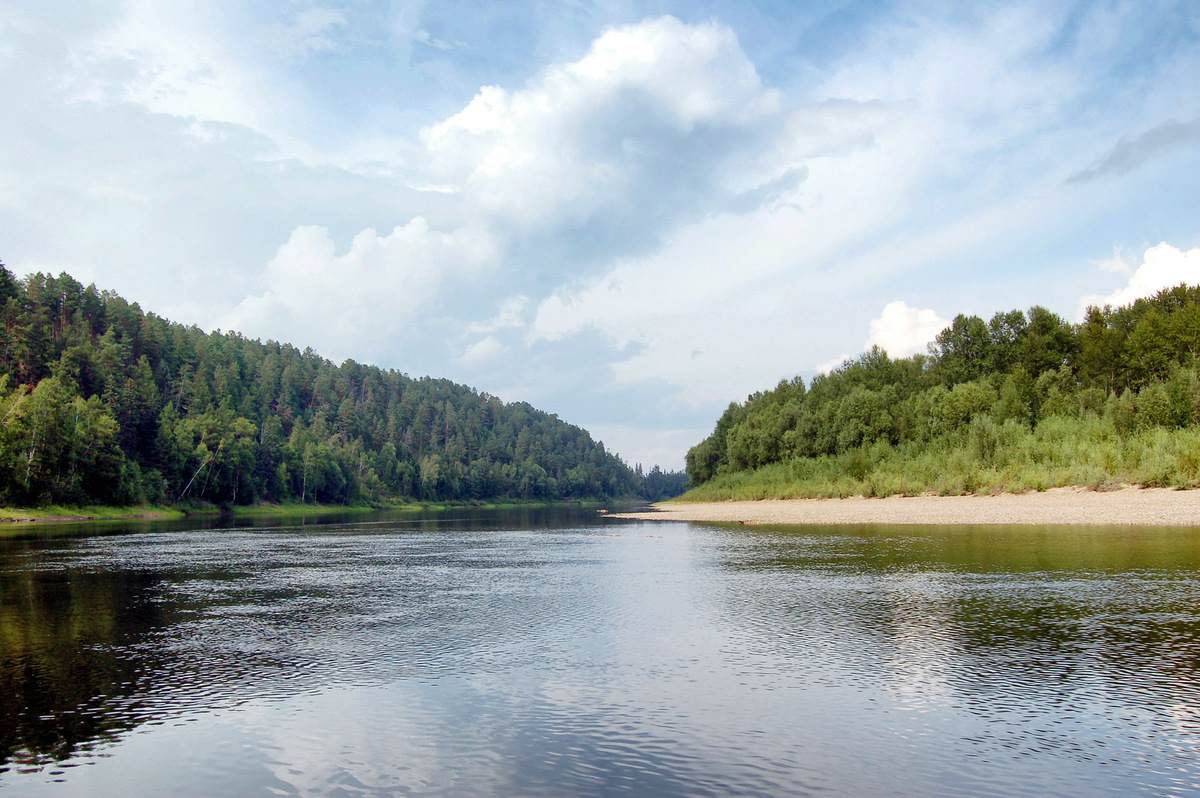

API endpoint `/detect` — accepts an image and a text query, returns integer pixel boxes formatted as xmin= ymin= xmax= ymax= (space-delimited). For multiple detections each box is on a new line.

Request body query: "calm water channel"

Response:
xmin=2 ymin=507 xmax=1199 ymax=796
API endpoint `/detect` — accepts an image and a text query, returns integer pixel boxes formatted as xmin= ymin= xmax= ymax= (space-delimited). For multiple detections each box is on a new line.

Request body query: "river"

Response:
xmin=2 ymin=508 xmax=1199 ymax=796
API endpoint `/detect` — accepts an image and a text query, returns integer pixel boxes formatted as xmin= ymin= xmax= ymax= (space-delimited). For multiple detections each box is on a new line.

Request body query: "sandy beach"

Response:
xmin=608 ymin=486 xmax=1200 ymax=526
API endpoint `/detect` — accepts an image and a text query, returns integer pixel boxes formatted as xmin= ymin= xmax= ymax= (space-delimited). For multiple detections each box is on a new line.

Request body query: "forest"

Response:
xmin=685 ymin=285 xmax=1200 ymax=500
xmin=0 ymin=264 xmax=686 ymax=508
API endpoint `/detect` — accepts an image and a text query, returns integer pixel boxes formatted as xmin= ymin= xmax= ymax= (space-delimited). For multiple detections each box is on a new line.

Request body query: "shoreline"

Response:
xmin=607 ymin=486 xmax=1200 ymax=527
xmin=0 ymin=503 xmax=380 ymax=526
xmin=0 ymin=505 xmax=188 ymax=525
xmin=0 ymin=498 xmax=608 ymax=527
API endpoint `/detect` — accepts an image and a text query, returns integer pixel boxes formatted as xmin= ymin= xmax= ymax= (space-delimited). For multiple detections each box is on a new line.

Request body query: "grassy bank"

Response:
xmin=0 ymin=504 xmax=188 ymax=524
xmin=221 ymin=499 xmax=603 ymax=518
xmin=222 ymin=502 xmax=380 ymax=520
xmin=680 ymin=416 xmax=1200 ymax=502
xmin=0 ymin=502 xmax=376 ymax=525
xmin=0 ymin=497 xmax=609 ymax=527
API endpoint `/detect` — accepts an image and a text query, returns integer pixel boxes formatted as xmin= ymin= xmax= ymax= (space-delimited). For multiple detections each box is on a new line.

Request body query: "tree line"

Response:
xmin=0 ymin=264 xmax=685 ymax=507
xmin=686 ymin=285 xmax=1200 ymax=494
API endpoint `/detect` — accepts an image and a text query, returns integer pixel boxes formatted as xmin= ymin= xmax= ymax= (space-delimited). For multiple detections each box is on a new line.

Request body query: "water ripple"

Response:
xmin=3 ymin=514 xmax=1200 ymax=795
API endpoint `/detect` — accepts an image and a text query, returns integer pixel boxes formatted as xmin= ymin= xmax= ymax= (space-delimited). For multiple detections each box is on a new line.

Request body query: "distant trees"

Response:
xmin=634 ymin=463 xmax=689 ymax=501
xmin=687 ymin=285 xmax=1200 ymax=487
xmin=0 ymin=263 xmax=686 ymax=507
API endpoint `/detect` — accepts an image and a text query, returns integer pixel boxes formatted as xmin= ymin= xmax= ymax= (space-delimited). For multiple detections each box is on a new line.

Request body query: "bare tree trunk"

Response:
xmin=178 ymin=454 xmax=213 ymax=501
xmin=25 ymin=415 xmax=39 ymax=491
xmin=179 ymin=441 xmax=224 ymax=501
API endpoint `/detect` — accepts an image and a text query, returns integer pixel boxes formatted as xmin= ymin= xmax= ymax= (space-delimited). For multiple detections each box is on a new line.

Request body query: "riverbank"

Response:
xmin=0 ymin=502 xmax=388 ymax=525
xmin=607 ymin=486 xmax=1200 ymax=526
xmin=682 ymin=421 xmax=1200 ymax=502
xmin=0 ymin=498 xmax=609 ymax=526
xmin=0 ymin=505 xmax=188 ymax=524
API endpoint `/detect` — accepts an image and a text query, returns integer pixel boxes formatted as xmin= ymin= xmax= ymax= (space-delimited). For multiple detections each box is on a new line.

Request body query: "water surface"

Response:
xmin=2 ymin=509 xmax=1199 ymax=796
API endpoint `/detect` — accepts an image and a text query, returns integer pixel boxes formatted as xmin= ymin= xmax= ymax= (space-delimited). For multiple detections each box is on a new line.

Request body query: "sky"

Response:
xmin=2 ymin=1 xmax=1199 ymax=470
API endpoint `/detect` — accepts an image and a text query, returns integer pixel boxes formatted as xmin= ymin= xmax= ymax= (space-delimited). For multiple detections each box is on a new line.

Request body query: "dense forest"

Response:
xmin=685 ymin=285 xmax=1200 ymax=499
xmin=0 ymin=264 xmax=685 ymax=508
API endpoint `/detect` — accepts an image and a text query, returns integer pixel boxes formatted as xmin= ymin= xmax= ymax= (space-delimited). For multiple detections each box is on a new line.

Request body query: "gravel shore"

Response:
xmin=607 ymin=486 xmax=1200 ymax=526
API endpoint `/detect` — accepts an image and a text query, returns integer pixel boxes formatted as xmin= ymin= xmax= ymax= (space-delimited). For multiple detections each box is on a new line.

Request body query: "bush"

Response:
xmin=1105 ymin=391 xmax=1137 ymax=436
xmin=1136 ymin=383 xmax=1173 ymax=429
xmin=681 ymin=410 xmax=1200 ymax=501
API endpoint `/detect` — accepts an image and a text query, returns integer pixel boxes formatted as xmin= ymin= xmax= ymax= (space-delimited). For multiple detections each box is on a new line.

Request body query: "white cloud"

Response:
xmin=87 ymin=1 xmax=281 ymax=142
xmin=212 ymin=14 xmax=808 ymax=396
xmin=6 ymin=2 xmax=1200 ymax=472
xmin=458 ymin=335 xmax=505 ymax=364
xmin=1091 ymin=245 xmax=1134 ymax=275
xmin=413 ymin=28 xmax=462 ymax=52
xmin=865 ymin=301 xmax=948 ymax=358
xmin=815 ymin=354 xmax=852 ymax=376
xmin=530 ymin=294 xmax=588 ymax=343
xmin=1078 ymin=242 xmax=1200 ymax=317
xmin=221 ymin=220 xmax=498 ymax=360
xmin=512 ymin=5 xmax=1132 ymax=408
xmin=466 ymin=295 xmax=530 ymax=334
xmin=76 ymin=2 xmax=399 ymax=167
xmin=420 ymin=16 xmax=783 ymax=236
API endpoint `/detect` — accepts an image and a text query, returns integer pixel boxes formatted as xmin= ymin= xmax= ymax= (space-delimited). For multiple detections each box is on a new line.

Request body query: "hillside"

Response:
xmin=684 ymin=286 xmax=1200 ymax=500
xmin=0 ymin=265 xmax=685 ymax=508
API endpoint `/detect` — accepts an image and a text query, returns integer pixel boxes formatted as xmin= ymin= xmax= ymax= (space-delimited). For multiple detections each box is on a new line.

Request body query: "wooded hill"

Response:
xmin=685 ymin=285 xmax=1200 ymax=499
xmin=0 ymin=264 xmax=686 ymax=507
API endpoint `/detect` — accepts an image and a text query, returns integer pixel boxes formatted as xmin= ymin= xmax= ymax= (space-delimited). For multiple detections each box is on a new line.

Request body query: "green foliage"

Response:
xmin=686 ymin=283 xmax=1200 ymax=495
xmin=0 ymin=264 xmax=685 ymax=506
xmin=684 ymin=416 xmax=1200 ymax=501
xmin=0 ymin=376 xmax=125 ymax=504
xmin=931 ymin=314 xmax=990 ymax=383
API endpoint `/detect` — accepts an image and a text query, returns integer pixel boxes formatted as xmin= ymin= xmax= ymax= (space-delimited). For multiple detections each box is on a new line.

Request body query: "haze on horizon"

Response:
xmin=2 ymin=1 xmax=1198 ymax=469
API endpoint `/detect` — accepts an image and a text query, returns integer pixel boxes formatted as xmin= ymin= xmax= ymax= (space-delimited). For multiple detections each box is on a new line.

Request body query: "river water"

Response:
xmin=2 ymin=508 xmax=1199 ymax=796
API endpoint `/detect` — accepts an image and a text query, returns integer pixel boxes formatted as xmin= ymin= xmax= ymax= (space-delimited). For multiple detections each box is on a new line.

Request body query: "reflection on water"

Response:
xmin=2 ymin=511 xmax=1200 ymax=796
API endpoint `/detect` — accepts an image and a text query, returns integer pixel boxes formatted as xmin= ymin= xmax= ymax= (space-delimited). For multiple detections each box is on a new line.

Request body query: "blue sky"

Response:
xmin=2 ymin=1 xmax=1199 ymax=468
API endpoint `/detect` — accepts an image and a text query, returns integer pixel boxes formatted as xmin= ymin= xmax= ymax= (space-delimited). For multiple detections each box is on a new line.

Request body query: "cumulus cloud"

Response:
xmin=530 ymin=294 xmax=588 ymax=343
xmin=1078 ymin=242 xmax=1200 ymax=317
xmin=6 ymin=2 xmax=1200 ymax=469
xmin=815 ymin=354 xmax=852 ymax=376
xmin=420 ymin=16 xmax=786 ymax=252
xmin=221 ymin=220 xmax=497 ymax=360
xmin=514 ymin=5 xmax=1144 ymax=407
xmin=813 ymin=301 xmax=957 ymax=374
xmin=864 ymin=301 xmax=948 ymax=358
xmin=212 ymin=14 xmax=809 ymax=387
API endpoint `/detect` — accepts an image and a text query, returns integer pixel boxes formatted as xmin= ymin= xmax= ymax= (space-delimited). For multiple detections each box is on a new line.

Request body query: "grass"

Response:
xmin=678 ymin=416 xmax=1200 ymax=502
xmin=225 ymin=502 xmax=380 ymax=519
xmin=0 ymin=497 xmax=609 ymax=527
xmin=0 ymin=504 xmax=187 ymax=523
xmin=377 ymin=498 xmax=605 ymax=511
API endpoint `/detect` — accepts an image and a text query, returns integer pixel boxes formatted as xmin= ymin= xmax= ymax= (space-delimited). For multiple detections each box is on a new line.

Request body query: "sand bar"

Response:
xmin=608 ymin=486 xmax=1200 ymax=526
